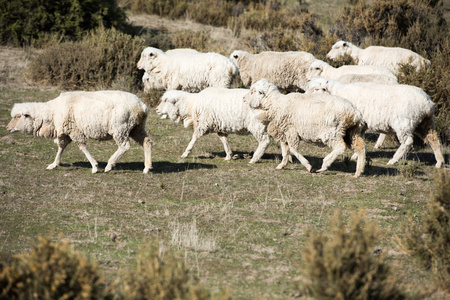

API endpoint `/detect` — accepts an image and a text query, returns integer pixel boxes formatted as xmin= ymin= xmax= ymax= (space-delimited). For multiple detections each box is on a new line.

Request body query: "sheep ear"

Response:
xmin=167 ymin=97 xmax=176 ymax=104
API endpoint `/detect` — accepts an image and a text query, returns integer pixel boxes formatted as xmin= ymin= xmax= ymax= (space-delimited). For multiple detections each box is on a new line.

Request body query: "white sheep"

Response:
xmin=6 ymin=91 xmax=153 ymax=173
xmin=155 ymin=88 xmax=271 ymax=163
xmin=243 ymin=79 xmax=367 ymax=177
xmin=326 ymin=41 xmax=431 ymax=73
xmin=306 ymin=78 xmax=444 ymax=168
xmin=307 ymin=59 xmax=397 ymax=81
xmin=137 ymin=47 xmax=240 ymax=92
xmin=230 ymin=50 xmax=316 ymax=92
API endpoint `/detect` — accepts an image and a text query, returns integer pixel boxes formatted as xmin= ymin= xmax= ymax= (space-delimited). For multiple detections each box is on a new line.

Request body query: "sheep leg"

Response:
xmin=130 ymin=128 xmax=153 ymax=173
xmin=387 ymin=134 xmax=413 ymax=165
xmin=425 ymin=129 xmax=444 ymax=168
xmin=105 ymin=140 xmax=131 ymax=172
xmin=317 ymin=141 xmax=346 ymax=173
xmin=77 ymin=143 xmax=98 ymax=173
xmin=217 ymin=133 xmax=233 ymax=160
xmin=373 ymin=134 xmax=386 ymax=149
xmin=276 ymin=141 xmax=290 ymax=170
xmin=351 ymin=134 xmax=366 ymax=178
xmin=249 ymin=134 xmax=270 ymax=164
xmin=285 ymin=129 xmax=312 ymax=172
xmin=47 ymin=136 xmax=71 ymax=170
xmin=181 ymin=130 xmax=202 ymax=158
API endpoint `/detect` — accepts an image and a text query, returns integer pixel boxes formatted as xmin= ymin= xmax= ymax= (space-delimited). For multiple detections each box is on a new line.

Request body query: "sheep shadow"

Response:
xmin=68 ymin=161 xmax=217 ymax=174
xmin=368 ymin=150 xmax=448 ymax=167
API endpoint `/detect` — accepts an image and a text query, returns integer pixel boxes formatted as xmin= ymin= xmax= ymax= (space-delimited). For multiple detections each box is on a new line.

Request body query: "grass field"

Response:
xmin=1 ymin=45 xmax=449 ymax=299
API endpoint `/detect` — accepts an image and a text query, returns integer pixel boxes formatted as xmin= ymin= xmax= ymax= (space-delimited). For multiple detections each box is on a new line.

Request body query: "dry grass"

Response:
xmin=1 ymin=39 xmax=450 ymax=300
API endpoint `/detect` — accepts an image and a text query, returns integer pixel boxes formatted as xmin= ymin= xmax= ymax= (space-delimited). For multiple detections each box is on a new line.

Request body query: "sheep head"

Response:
xmin=137 ymin=47 xmax=164 ymax=71
xmin=243 ymin=79 xmax=274 ymax=110
xmin=326 ymin=40 xmax=351 ymax=60
xmin=156 ymin=91 xmax=184 ymax=123
xmin=305 ymin=78 xmax=330 ymax=94
xmin=7 ymin=103 xmax=55 ymax=138
xmin=307 ymin=60 xmax=325 ymax=80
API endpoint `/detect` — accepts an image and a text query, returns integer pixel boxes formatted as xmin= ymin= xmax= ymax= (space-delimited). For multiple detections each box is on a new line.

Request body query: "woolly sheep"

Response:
xmin=6 ymin=91 xmax=153 ymax=173
xmin=306 ymin=78 xmax=444 ymax=168
xmin=307 ymin=59 xmax=397 ymax=81
xmin=326 ymin=41 xmax=431 ymax=73
xmin=155 ymin=88 xmax=271 ymax=163
xmin=230 ymin=50 xmax=316 ymax=92
xmin=243 ymin=79 xmax=367 ymax=177
xmin=137 ymin=47 xmax=240 ymax=92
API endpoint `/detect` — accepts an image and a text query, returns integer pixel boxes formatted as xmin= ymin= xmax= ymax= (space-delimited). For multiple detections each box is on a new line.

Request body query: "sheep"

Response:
xmin=243 ymin=79 xmax=367 ymax=177
xmin=229 ymin=50 xmax=316 ymax=92
xmin=307 ymin=59 xmax=397 ymax=81
xmin=6 ymin=91 xmax=153 ymax=173
xmin=326 ymin=41 xmax=431 ymax=73
xmin=137 ymin=47 xmax=240 ymax=92
xmin=155 ymin=88 xmax=271 ymax=163
xmin=306 ymin=78 xmax=444 ymax=168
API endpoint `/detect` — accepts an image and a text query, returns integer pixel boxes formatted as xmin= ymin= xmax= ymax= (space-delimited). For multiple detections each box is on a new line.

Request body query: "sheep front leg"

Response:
xmin=373 ymin=133 xmax=386 ymax=149
xmin=77 ymin=143 xmax=98 ymax=173
xmin=276 ymin=141 xmax=290 ymax=170
xmin=249 ymin=134 xmax=270 ymax=164
xmin=387 ymin=134 xmax=413 ymax=165
xmin=47 ymin=136 xmax=71 ymax=170
xmin=105 ymin=140 xmax=131 ymax=172
xmin=181 ymin=129 xmax=202 ymax=158
xmin=217 ymin=133 xmax=233 ymax=160
xmin=285 ymin=128 xmax=312 ymax=172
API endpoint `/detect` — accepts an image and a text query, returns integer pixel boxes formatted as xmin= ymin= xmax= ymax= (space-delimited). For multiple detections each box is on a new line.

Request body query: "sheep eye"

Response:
xmin=233 ymin=55 xmax=238 ymax=59
xmin=149 ymin=53 xmax=154 ymax=57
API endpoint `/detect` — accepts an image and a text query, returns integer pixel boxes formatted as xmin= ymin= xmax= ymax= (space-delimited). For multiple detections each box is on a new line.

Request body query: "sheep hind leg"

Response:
xmin=373 ymin=133 xmax=386 ymax=149
xmin=130 ymin=128 xmax=153 ymax=173
xmin=105 ymin=140 xmax=131 ymax=173
xmin=217 ymin=133 xmax=233 ymax=160
xmin=77 ymin=143 xmax=99 ymax=173
xmin=317 ymin=141 xmax=346 ymax=173
xmin=47 ymin=136 xmax=71 ymax=170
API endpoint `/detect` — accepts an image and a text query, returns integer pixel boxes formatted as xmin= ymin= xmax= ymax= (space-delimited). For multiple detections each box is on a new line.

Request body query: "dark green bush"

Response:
xmin=0 ymin=0 xmax=127 ymax=47
xmin=300 ymin=210 xmax=405 ymax=300
xmin=29 ymin=27 xmax=146 ymax=91
xmin=0 ymin=235 xmax=106 ymax=299
xmin=398 ymin=170 xmax=450 ymax=292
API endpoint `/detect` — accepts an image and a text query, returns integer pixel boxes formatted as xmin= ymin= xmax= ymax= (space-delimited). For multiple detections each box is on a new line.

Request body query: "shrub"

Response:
xmin=170 ymin=30 xmax=212 ymax=52
xmin=330 ymin=0 xmax=447 ymax=56
xmin=0 ymin=0 xmax=127 ymax=47
xmin=28 ymin=27 xmax=146 ymax=91
xmin=113 ymin=242 xmax=213 ymax=300
xmin=300 ymin=210 xmax=405 ymax=300
xmin=397 ymin=159 xmax=421 ymax=179
xmin=0 ymin=235 xmax=106 ymax=299
xmin=398 ymin=170 xmax=450 ymax=292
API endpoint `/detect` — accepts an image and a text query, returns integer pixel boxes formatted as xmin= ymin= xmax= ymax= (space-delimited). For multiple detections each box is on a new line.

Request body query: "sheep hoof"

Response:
xmin=317 ymin=168 xmax=327 ymax=173
xmin=92 ymin=167 xmax=98 ymax=173
xmin=143 ymin=168 xmax=150 ymax=174
xmin=276 ymin=164 xmax=285 ymax=170
xmin=306 ymin=165 xmax=313 ymax=172
xmin=47 ymin=163 xmax=57 ymax=170
xmin=248 ymin=160 xmax=256 ymax=164
xmin=435 ymin=162 xmax=442 ymax=168
xmin=387 ymin=159 xmax=397 ymax=165
xmin=181 ymin=153 xmax=189 ymax=159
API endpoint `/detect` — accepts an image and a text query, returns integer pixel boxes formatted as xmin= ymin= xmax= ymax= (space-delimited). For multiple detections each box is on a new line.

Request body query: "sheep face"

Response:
xmin=156 ymin=94 xmax=182 ymax=123
xmin=137 ymin=47 xmax=162 ymax=71
xmin=326 ymin=41 xmax=350 ymax=60
xmin=307 ymin=60 xmax=325 ymax=80
xmin=229 ymin=50 xmax=245 ymax=65
xmin=305 ymin=78 xmax=329 ymax=94
xmin=243 ymin=79 xmax=271 ymax=110
xmin=7 ymin=105 xmax=36 ymax=135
